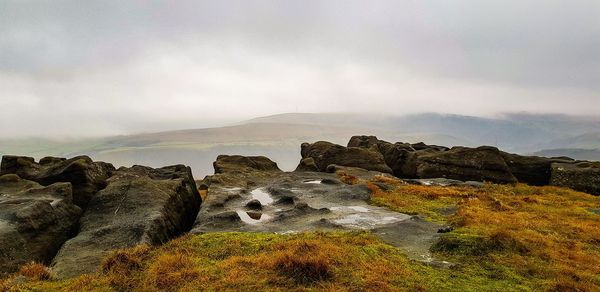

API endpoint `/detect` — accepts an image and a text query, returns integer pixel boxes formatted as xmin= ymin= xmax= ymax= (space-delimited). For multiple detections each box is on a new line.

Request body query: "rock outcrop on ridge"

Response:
xmin=0 ymin=174 xmax=81 ymax=275
xmin=50 ymin=164 xmax=201 ymax=279
xmin=0 ymin=155 xmax=115 ymax=208
xmin=331 ymin=135 xmax=599 ymax=194
xmin=299 ymin=141 xmax=392 ymax=174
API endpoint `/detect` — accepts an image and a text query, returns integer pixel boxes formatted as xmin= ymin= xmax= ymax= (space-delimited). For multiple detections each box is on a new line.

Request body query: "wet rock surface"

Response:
xmin=0 ymin=174 xmax=81 ymax=275
xmin=50 ymin=165 xmax=201 ymax=279
xmin=0 ymin=155 xmax=115 ymax=208
xmin=193 ymin=157 xmax=441 ymax=262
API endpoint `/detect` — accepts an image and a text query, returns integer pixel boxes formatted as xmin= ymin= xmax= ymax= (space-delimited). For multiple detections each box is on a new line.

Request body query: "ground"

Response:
xmin=2 ymin=175 xmax=599 ymax=291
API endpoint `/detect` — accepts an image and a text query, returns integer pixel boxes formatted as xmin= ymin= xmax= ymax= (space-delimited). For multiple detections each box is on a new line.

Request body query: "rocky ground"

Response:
xmin=1 ymin=135 xmax=599 ymax=290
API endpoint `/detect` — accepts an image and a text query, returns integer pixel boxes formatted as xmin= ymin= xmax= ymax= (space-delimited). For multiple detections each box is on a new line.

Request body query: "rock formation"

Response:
xmin=299 ymin=141 xmax=392 ymax=174
xmin=415 ymin=146 xmax=518 ymax=184
xmin=50 ymin=165 xmax=201 ymax=279
xmin=0 ymin=174 xmax=81 ymax=275
xmin=550 ymin=162 xmax=600 ymax=195
xmin=0 ymin=155 xmax=115 ymax=208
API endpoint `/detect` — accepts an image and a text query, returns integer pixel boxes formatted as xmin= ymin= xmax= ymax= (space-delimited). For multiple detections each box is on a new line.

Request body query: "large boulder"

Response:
xmin=299 ymin=141 xmax=392 ymax=174
xmin=500 ymin=153 xmax=554 ymax=186
xmin=376 ymin=142 xmax=420 ymax=178
xmin=550 ymin=162 xmax=600 ymax=195
xmin=214 ymin=155 xmax=281 ymax=174
xmin=347 ymin=135 xmax=381 ymax=149
xmin=0 ymin=174 xmax=81 ymax=275
xmin=50 ymin=164 xmax=201 ymax=279
xmin=416 ymin=146 xmax=518 ymax=184
xmin=0 ymin=155 xmax=115 ymax=208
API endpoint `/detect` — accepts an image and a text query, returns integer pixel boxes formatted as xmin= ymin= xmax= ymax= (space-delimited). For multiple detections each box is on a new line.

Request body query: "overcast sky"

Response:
xmin=0 ymin=0 xmax=599 ymax=137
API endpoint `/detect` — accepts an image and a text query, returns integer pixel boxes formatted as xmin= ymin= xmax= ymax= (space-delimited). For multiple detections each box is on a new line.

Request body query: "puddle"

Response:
xmin=333 ymin=214 xmax=404 ymax=229
xmin=348 ymin=206 xmax=370 ymax=212
xmin=251 ymin=188 xmax=274 ymax=205
xmin=236 ymin=210 xmax=272 ymax=224
xmin=304 ymin=180 xmax=322 ymax=184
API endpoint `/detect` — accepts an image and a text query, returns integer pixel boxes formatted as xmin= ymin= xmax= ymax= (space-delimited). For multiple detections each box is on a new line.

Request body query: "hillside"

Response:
xmin=1 ymin=113 xmax=599 ymax=177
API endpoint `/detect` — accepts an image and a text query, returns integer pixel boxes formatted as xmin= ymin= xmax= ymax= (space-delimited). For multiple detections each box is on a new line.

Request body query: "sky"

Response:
xmin=0 ymin=0 xmax=599 ymax=138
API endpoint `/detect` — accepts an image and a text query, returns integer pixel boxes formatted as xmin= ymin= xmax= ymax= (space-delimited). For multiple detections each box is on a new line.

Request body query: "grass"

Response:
xmin=364 ymin=175 xmax=600 ymax=291
xmin=1 ymin=232 xmax=434 ymax=291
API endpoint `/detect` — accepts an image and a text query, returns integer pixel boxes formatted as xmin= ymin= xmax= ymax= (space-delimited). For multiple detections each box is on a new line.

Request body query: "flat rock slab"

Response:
xmin=51 ymin=165 xmax=201 ymax=279
xmin=0 ymin=174 xmax=81 ymax=275
xmin=192 ymin=166 xmax=443 ymax=264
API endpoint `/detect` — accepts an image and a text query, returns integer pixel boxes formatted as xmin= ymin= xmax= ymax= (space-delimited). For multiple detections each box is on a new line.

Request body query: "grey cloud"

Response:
xmin=0 ymin=0 xmax=598 ymax=137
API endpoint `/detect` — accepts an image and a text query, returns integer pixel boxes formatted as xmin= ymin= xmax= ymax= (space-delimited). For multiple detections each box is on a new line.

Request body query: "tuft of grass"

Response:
xmin=18 ymin=262 xmax=51 ymax=281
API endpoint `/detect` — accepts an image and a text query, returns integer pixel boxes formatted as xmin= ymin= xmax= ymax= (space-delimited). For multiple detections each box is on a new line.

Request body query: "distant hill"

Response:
xmin=2 ymin=112 xmax=599 ymax=176
xmin=533 ymin=148 xmax=600 ymax=161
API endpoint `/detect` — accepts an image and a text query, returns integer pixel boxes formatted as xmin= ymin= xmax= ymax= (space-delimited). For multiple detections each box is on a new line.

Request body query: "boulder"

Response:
xmin=214 ymin=155 xmax=281 ymax=174
xmin=376 ymin=142 xmax=419 ymax=178
xmin=299 ymin=141 xmax=392 ymax=174
xmin=550 ymin=162 xmax=600 ymax=195
xmin=500 ymin=153 xmax=553 ymax=186
xmin=0 ymin=155 xmax=115 ymax=208
xmin=50 ymin=164 xmax=201 ymax=279
xmin=0 ymin=174 xmax=81 ymax=275
xmin=347 ymin=135 xmax=380 ymax=149
xmin=416 ymin=146 xmax=517 ymax=184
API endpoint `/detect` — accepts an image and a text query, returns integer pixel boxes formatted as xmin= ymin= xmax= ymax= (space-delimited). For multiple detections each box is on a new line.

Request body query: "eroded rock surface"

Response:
xmin=0 ymin=174 xmax=81 ymax=275
xmin=193 ymin=155 xmax=440 ymax=261
xmin=51 ymin=165 xmax=201 ymax=279
xmin=415 ymin=146 xmax=518 ymax=184
xmin=299 ymin=141 xmax=392 ymax=174
xmin=550 ymin=162 xmax=600 ymax=195
xmin=0 ymin=155 xmax=115 ymax=208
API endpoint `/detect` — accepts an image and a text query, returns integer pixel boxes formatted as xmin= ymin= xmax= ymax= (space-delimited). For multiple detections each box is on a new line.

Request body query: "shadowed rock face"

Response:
xmin=299 ymin=141 xmax=392 ymax=174
xmin=0 ymin=174 xmax=81 ymax=275
xmin=50 ymin=165 xmax=201 ymax=279
xmin=551 ymin=162 xmax=600 ymax=195
xmin=416 ymin=146 xmax=518 ymax=184
xmin=0 ymin=155 xmax=115 ymax=208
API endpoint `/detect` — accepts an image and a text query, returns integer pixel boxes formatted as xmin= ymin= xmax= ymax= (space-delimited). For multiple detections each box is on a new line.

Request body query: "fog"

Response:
xmin=1 ymin=0 xmax=599 ymax=138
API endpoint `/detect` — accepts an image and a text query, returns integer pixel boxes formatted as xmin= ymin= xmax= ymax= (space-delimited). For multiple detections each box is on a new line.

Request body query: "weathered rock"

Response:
xmin=550 ymin=162 xmax=600 ymax=195
xmin=411 ymin=142 xmax=449 ymax=152
xmin=0 ymin=174 xmax=81 ymax=275
xmin=50 ymin=164 xmax=201 ymax=279
xmin=299 ymin=141 xmax=392 ymax=174
xmin=416 ymin=146 xmax=517 ymax=184
xmin=376 ymin=141 xmax=419 ymax=178
xmin=0 ymin=155 xmax=115 ymax=208
xmin=500 ymin=153 xmax=553 ymax=186
xmin=295 ymin=157 xmax=319 ymax=172
xmin=347 ymin=135 xmax=380 ymax=149
xmin=214 ymin=155 xmax=281 ymax=174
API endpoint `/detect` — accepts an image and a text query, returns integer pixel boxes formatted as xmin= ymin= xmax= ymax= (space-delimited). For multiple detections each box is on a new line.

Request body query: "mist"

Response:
xmin=1 ymin=0 xmax=599 ymax=138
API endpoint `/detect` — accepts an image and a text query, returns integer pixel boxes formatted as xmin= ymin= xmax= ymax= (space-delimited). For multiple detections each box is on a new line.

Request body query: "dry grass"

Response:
xmin=18 ymin=262 xmax=51 ymax=281
xmin=370 ymin=180 xmax=600 ymax=291
xmin=2 ymin=232 xmax=428 ymax=291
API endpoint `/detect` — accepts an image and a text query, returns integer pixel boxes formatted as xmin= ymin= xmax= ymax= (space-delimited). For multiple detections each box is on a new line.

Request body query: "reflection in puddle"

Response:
xmin=304 ymin=180 xmax=322 ymax=184
xmin=237 ymin=210 xmax=272 ymax=224
xmin=251 ymin=188 xmax=274 ymax=205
